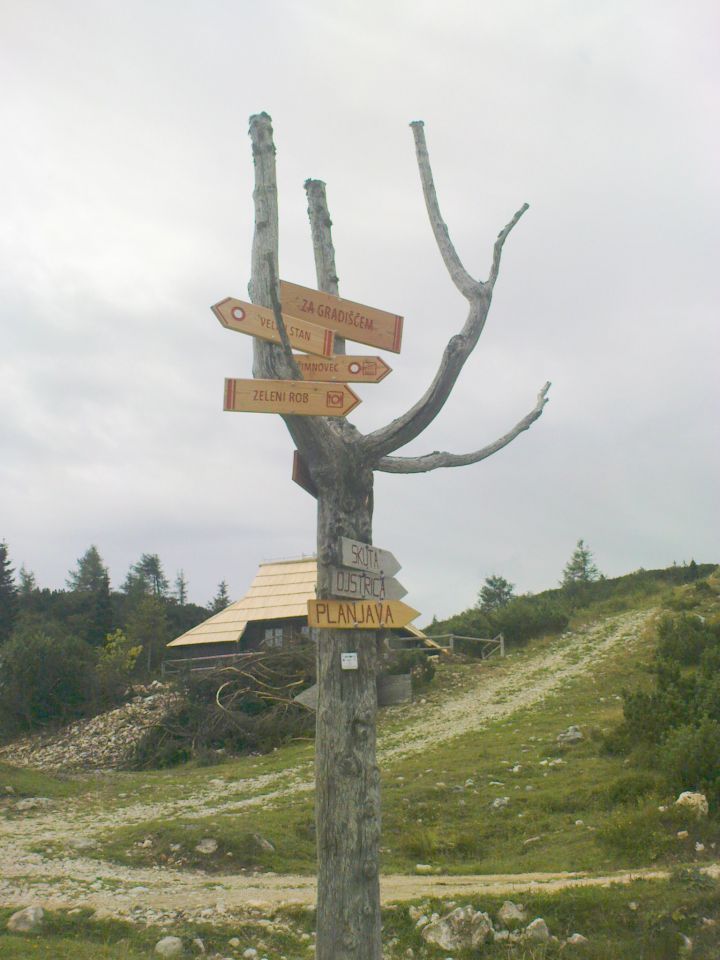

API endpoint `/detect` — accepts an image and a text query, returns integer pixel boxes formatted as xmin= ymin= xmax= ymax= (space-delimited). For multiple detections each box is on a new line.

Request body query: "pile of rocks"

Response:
xmin=0 ymin=682 xmax=179 ymax=771
xmin=413 ymin=901 xmax=588 ymax=951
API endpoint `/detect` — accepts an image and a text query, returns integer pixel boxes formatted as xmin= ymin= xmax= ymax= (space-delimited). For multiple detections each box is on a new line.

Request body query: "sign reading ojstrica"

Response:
xmin=307 ymin=599 xmax=419 ymax=630
xmin=329 ymin=566 xmax=407 ymax=602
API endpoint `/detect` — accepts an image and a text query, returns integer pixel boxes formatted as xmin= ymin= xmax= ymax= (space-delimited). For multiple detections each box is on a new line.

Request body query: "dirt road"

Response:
xmin=1 ymin=609 xmax=664 ymax=922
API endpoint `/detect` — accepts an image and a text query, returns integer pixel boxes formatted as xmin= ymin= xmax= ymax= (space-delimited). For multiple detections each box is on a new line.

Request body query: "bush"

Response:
xmin=656 ymin=614 xmax=719 ymax=665
xmin=128 ymin=649 xmax=316 ymax=769
xmin=386 ymin=649 xmax=435 ymax=689
xmin=603 ymin=771 xmax=664 ymax=807
xmin=0 ymin=629 xmax=97 ymax=732
xmin=95 ymin=629 xmax=142 ymax=706
xmin=492 ymin=597 xmax=569 ymax=646
xmin=660 ymin=717 xmax=720 ymax=810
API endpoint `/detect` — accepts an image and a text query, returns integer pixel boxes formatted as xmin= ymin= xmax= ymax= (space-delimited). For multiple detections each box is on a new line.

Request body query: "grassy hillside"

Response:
xmin=2 ymin=564 xmax=719 ymax=959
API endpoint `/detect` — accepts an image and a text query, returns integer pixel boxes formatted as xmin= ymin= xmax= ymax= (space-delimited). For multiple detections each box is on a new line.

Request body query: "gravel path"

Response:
xmin=1 ymin=608 xmax=663 ymax=920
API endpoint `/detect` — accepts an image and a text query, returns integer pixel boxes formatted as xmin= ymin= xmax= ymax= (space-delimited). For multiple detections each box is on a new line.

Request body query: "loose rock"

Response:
xmin=7 ymin=906 xmax=44 ymax=933
xmin=557 ymin=725 xmax=583 ymax=744
xmin=525 ymin=918 xmax=550 ymax=941
xmin=675 ymin=791 xmax=709 ymax=817
xmin=155 ymin=936 xmax=184 ymax=957
xmin=195 ymin=839 xmax=219 ymax=855
xmin=497 ymin=901 xmax=527 ymax=926
xmin=422 ymin=906 xmax=494 ymax=951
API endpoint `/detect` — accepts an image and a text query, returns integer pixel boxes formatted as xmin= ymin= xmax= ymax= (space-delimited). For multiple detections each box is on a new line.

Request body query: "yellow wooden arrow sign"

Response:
xmin=280 ymin=281 xmax=403 ymax=354
xmin=307 ymin=599 xmax=419 ymax=629
xmin=212 ymin=297 xmax=335 ymax=358
xmin=224 ymin=379 xmax=361 ymax=417
xmin=292 ymin=354 xmax=392 ymax=383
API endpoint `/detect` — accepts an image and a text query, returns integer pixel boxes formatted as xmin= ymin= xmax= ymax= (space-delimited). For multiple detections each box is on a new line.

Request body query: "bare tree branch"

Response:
xmin=265 ymin=252 xmax=304 ymax=380
xmin=410 ymin=121 xmax=480 ymax=299
xmin=487 ymin=203 xmax=529 ymax=290
xmin=248 ymin=112 xmax=332 ymax=456
xmin=376 ymin=382 xmax=551 ymax=473
xmin=305 ymin=179 xmax=345 ymax=356
xmin=361 ymin=123 xmax=532 ymax=462
xmin=361 ymin=296 xmax=491 ymax=459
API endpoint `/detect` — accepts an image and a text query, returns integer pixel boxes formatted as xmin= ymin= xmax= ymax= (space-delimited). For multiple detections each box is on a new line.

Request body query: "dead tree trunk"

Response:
xmin=244 ymin=111 xmax=550 ymax=960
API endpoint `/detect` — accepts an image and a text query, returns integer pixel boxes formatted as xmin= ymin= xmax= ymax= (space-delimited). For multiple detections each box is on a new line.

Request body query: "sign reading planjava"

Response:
xmin=307 ymin=599 xmax=419 ymax=630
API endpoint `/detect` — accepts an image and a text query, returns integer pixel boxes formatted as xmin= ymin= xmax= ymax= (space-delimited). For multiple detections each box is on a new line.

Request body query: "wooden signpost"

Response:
xmin=340 ymin=536 xmax=402 ymax=577
xmin=307 ymin=599 xmax=420 ymax=630
xmin=212 ymin=297 xmax=335 ymax=358
xmin=329 ymin=566 xmax=407 ymax=602
xmin=224 ymin=378 xmax=361 ymax=417
xmin=280 ymin=280 xmax=404 ymax=353
xmin=292 ymin=354 xmax=392 ymax=383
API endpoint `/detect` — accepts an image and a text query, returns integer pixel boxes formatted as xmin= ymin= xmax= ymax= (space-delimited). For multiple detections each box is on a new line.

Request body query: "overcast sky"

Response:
xmin=2 ymin=0 xmax=718 ymax=620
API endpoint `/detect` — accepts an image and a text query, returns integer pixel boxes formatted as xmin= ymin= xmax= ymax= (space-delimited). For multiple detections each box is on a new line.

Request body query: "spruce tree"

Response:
xmin=209 ymin=580 xmax=231 ymax=614
xmin=67 ymin=545 xmax=109 ymax=592
xmin=561 ymin=539 xmax=601 ymax=588
xmin=174 ymin=570 xmax=188 ymax=605
xmin=0 ymin=541 xmax=19 ymax=643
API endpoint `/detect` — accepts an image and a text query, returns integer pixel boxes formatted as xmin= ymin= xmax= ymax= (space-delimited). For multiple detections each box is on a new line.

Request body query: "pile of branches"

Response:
xmin=128 ymin=648 xmax=316 ymax=769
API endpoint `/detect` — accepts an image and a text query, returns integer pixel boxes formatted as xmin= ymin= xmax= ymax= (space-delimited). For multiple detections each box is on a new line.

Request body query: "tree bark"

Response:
xmin=307 ymin=180 xmax=381 ymax=960
xmin=243 ymin=112 xmax=550 ymax=960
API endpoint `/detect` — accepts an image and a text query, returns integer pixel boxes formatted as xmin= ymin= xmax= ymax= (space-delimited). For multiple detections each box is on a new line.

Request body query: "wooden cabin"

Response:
xmin=165 ymin=556 xmax=429 ymax=670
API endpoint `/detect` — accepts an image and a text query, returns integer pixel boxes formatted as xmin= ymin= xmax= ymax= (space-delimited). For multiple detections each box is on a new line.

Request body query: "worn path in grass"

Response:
xmin=1 ymin=608 xmax=668 ymax=920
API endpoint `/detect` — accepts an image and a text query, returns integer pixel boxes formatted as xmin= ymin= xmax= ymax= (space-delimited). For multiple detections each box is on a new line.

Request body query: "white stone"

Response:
xmin=227 ymin=938 xmax=240 ymax=947
xmin=415 ymin=863 xmax=433 ymax=874
xmin=557 ymin=726 xmax=583 ymax=744
xmin=677 ymin=830 xmax=689 ymax=839
xmin=422 ymin=906 xmax=494 ymax=951
xmin=491 ymin=797 xmax=509 ymax=809
xmin=242 ymin=950 xmax=258 ymax=959
xmin=525 ymin=918 xmax=551 ymax=941
xmin=675 ymin=791 xmax=709 ymax=817
xmin=7 ymin=906 xmax=44 ymax=933
xmin=154 ymin=936 xmax=184 ymax=957
xmin=695 ymin=842 xmax=705 ymax=852
xmin=195 ymin=838 xmax=218 ymax=854
xmin=566 ymin=932 xmax=589 ymax=945
xmin=497 ymin=901 xmax=527 ymax=926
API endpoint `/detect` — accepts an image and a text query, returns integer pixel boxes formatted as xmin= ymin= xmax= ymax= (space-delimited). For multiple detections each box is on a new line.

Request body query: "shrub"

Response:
xmin=386 ymin=649 xmax=435 ymax=689
xmin=660 ymin=717 xmax=720 ymax=810
xmin=492 ymin=597 xmax=569 ymax=646
xmin=128 ymin=649 xmax=316 ymax=769
xmin=95 ymin=629 xmax=142 ymax=706
xmin=656 ymin=614 xmax=719 ymax=665
xmin=603 ymin=771 xmax=663 ymax=807
xmin=0 ymin=629 xmax=97 ymax=731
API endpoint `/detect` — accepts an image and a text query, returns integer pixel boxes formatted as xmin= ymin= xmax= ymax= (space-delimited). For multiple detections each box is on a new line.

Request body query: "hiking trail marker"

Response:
xmin=224 ymin=379 xmax=361 ymax=417
xmin=329 ymin=566 xmax=407 ymax=602
xmin=292 ymin=354 xmax=392 ymax=383
xmin=281 ymin=280 xmax=403 ymax=353
xmin=340 ymin=537 xmax=401 ymax=578
xmin=213 ymin=297 xmax=335 ymax=358
xmin=307 ymin=599 xmax=420 ymax=630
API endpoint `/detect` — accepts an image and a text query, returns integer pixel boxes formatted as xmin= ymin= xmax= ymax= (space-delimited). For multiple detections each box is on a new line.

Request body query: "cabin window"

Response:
xmin=264 ymin=627 xmax=284 ymax=648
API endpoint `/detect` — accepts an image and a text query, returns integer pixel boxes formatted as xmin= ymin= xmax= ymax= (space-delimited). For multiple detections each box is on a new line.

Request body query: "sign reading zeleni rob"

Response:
xmin=224 ymin=379 xmax=361 ymax=417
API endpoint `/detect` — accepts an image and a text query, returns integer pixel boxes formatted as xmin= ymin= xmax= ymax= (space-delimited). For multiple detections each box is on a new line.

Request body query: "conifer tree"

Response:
xmin=67 ymin=545 xmax=109 ymax=592
xmin=561 ymin=539 xmax=601 ymax=587
xmin=0 ymin=541 xmax=19 ymax=644
xmin=174 ymin=570 xmax=189 ymax=605
xmin=209 ymin=580 xmax=231 ymax=614
xmin=478 ymin=574 xmax=515 ymax=611
xmin=18 ymin=564 xmax=38 ymax=596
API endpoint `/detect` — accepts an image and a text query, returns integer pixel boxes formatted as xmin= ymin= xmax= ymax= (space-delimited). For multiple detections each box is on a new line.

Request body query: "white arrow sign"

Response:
xmin=330 ymin=566 xmax=407 ymax=602
xmin=340 ymin=537 xmax=401 ymax=578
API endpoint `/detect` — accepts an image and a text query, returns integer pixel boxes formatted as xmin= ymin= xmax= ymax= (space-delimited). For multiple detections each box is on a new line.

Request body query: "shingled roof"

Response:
xmin=167 ymin=557 xmax=317 ymax=648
